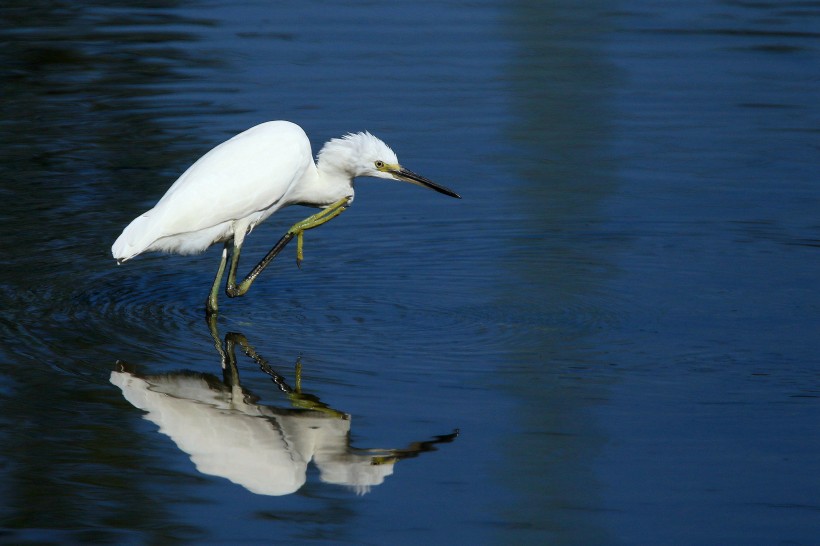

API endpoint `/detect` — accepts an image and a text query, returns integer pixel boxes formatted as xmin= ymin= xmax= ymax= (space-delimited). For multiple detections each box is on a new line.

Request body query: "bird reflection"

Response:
xmin=110 ymin=320 xmax=457 ymax=496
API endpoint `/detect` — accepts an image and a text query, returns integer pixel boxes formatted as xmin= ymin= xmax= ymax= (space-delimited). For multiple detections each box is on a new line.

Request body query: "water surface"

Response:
xmin=1 ymin=1 xmax=818 ymax=544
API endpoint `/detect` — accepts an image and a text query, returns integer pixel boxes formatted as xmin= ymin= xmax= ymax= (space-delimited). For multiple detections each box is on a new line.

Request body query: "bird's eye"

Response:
xmin=375 ymin=160 xmax=385 ymax=169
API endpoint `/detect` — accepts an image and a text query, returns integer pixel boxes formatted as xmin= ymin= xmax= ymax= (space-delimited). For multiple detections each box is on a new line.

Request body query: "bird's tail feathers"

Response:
xmin=111 ymin=212 xmax=160 ymax=263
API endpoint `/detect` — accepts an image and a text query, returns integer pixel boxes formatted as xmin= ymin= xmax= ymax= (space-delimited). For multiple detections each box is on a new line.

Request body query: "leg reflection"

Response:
xmin=111 ymin=320 xmax=458 ymax=496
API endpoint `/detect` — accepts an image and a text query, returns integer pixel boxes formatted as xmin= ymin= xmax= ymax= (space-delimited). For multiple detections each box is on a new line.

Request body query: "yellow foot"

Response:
xmin=287 ymin=196 xmax=350 ymax=267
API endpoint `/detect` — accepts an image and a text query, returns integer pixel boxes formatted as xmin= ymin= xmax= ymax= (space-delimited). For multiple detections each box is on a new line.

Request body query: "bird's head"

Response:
xmin=317 ymin=132 xmax=461 ymax=199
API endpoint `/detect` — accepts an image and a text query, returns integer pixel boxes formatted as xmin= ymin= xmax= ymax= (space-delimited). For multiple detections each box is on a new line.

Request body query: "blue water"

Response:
xmin=1 ymin=1 xmax=818 ymax=544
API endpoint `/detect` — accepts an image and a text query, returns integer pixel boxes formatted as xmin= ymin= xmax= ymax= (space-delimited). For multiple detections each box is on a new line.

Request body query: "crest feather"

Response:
xmin=317 ymin=131 xmax=399 ymax=177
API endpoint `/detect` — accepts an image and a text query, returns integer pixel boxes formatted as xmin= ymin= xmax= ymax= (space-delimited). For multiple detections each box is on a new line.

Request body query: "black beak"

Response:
xmin=391 ymin=167 xmax=461 ymax=199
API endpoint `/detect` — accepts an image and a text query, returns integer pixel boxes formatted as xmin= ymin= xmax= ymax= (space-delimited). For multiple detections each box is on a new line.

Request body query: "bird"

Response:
xmin=111 ymin=120 xmax=461 ymax=315
xmin=111 ymin=349 xmax=458 ymax=496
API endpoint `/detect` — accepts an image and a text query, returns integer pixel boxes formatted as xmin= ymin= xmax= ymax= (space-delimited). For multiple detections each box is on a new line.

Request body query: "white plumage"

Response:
xmin=114 ymin=121 xmax=318 ymax=261
xmin=111 ymin=120 xmax=460 ymax=314
xmin=110 ymin=369 xmax=396 ymax=496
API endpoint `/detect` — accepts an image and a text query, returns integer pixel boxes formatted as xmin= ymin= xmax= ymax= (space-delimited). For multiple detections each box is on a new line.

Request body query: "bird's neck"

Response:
xmin=316 ymin=158 xmax=354 ymax=183
xmin=306 ymin=138 xmax=363 ymax=205
xmin=298 ymin=160 xmax=354 ymax=206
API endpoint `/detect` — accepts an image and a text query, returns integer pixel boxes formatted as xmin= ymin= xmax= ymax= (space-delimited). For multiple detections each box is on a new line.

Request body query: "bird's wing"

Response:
xmin=153 ymin=122 xmax=312 ymax=236
xmin=110 ymin=371 xmax=308 ymax=496
xmin=113 ymin=122 xmax=313 ymax=259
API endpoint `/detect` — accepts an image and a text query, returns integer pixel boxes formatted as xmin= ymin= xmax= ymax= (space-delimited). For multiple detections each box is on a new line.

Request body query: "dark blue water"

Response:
xmin=1 ymin=1 xmax=818 ymax=544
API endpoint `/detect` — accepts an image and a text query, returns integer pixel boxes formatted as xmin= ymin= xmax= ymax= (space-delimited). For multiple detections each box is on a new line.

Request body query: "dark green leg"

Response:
xmin=225 ymin=197 xmax=350 ymax=299
xmin=233 ymin=334 xmax=347 ymax=418
xmin=223 ymin=233 xmax=292 ymax=298
xmin=222 ymin=331 xmax=241 ymax=388
xmin=205 ymin=310 xmax=228 ymax=368
xmin=205 ymin=242 xmax=230 ymax=316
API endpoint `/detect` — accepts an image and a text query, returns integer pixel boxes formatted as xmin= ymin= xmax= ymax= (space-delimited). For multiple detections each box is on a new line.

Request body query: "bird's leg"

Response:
xmin=225 ymin=197 xmax=350 ymax=298
xmin=289 ymin=197 xmax=350 ymax=268
xmin=224 ymin=231 xmax=294 ymax=298
xmin=205 ymin=310 xmax=229 ymax=369
xmin=224 ymin=238 xmax=247 ymax=298
xmin=205 ymin=242 xmax=230 ymax=316
xmin=237 ymin=342 xmax=347 ymax=418
xmin=222 ymin=332 xmax=242 ymax=390
xmin=232 ymin=333 xmax=295 ymax=394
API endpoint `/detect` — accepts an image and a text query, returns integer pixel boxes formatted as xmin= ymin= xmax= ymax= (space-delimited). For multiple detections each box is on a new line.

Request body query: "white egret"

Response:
xmin=110 ymin=330 xmax=459 ymax=496
xmin=111 ymin=121 xmax=460 ymax=314
xmin=111 ymin=366 xmax=457 ymax=495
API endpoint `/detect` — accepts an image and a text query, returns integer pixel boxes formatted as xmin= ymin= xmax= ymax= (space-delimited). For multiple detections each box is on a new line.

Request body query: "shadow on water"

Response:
xmin=0 ymin=5 xmax=231 ymax=542
xmin=491 ymin=2 xmax=621 ymax=543
xmin=111 ymin=319 xmax=458 ymax=497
